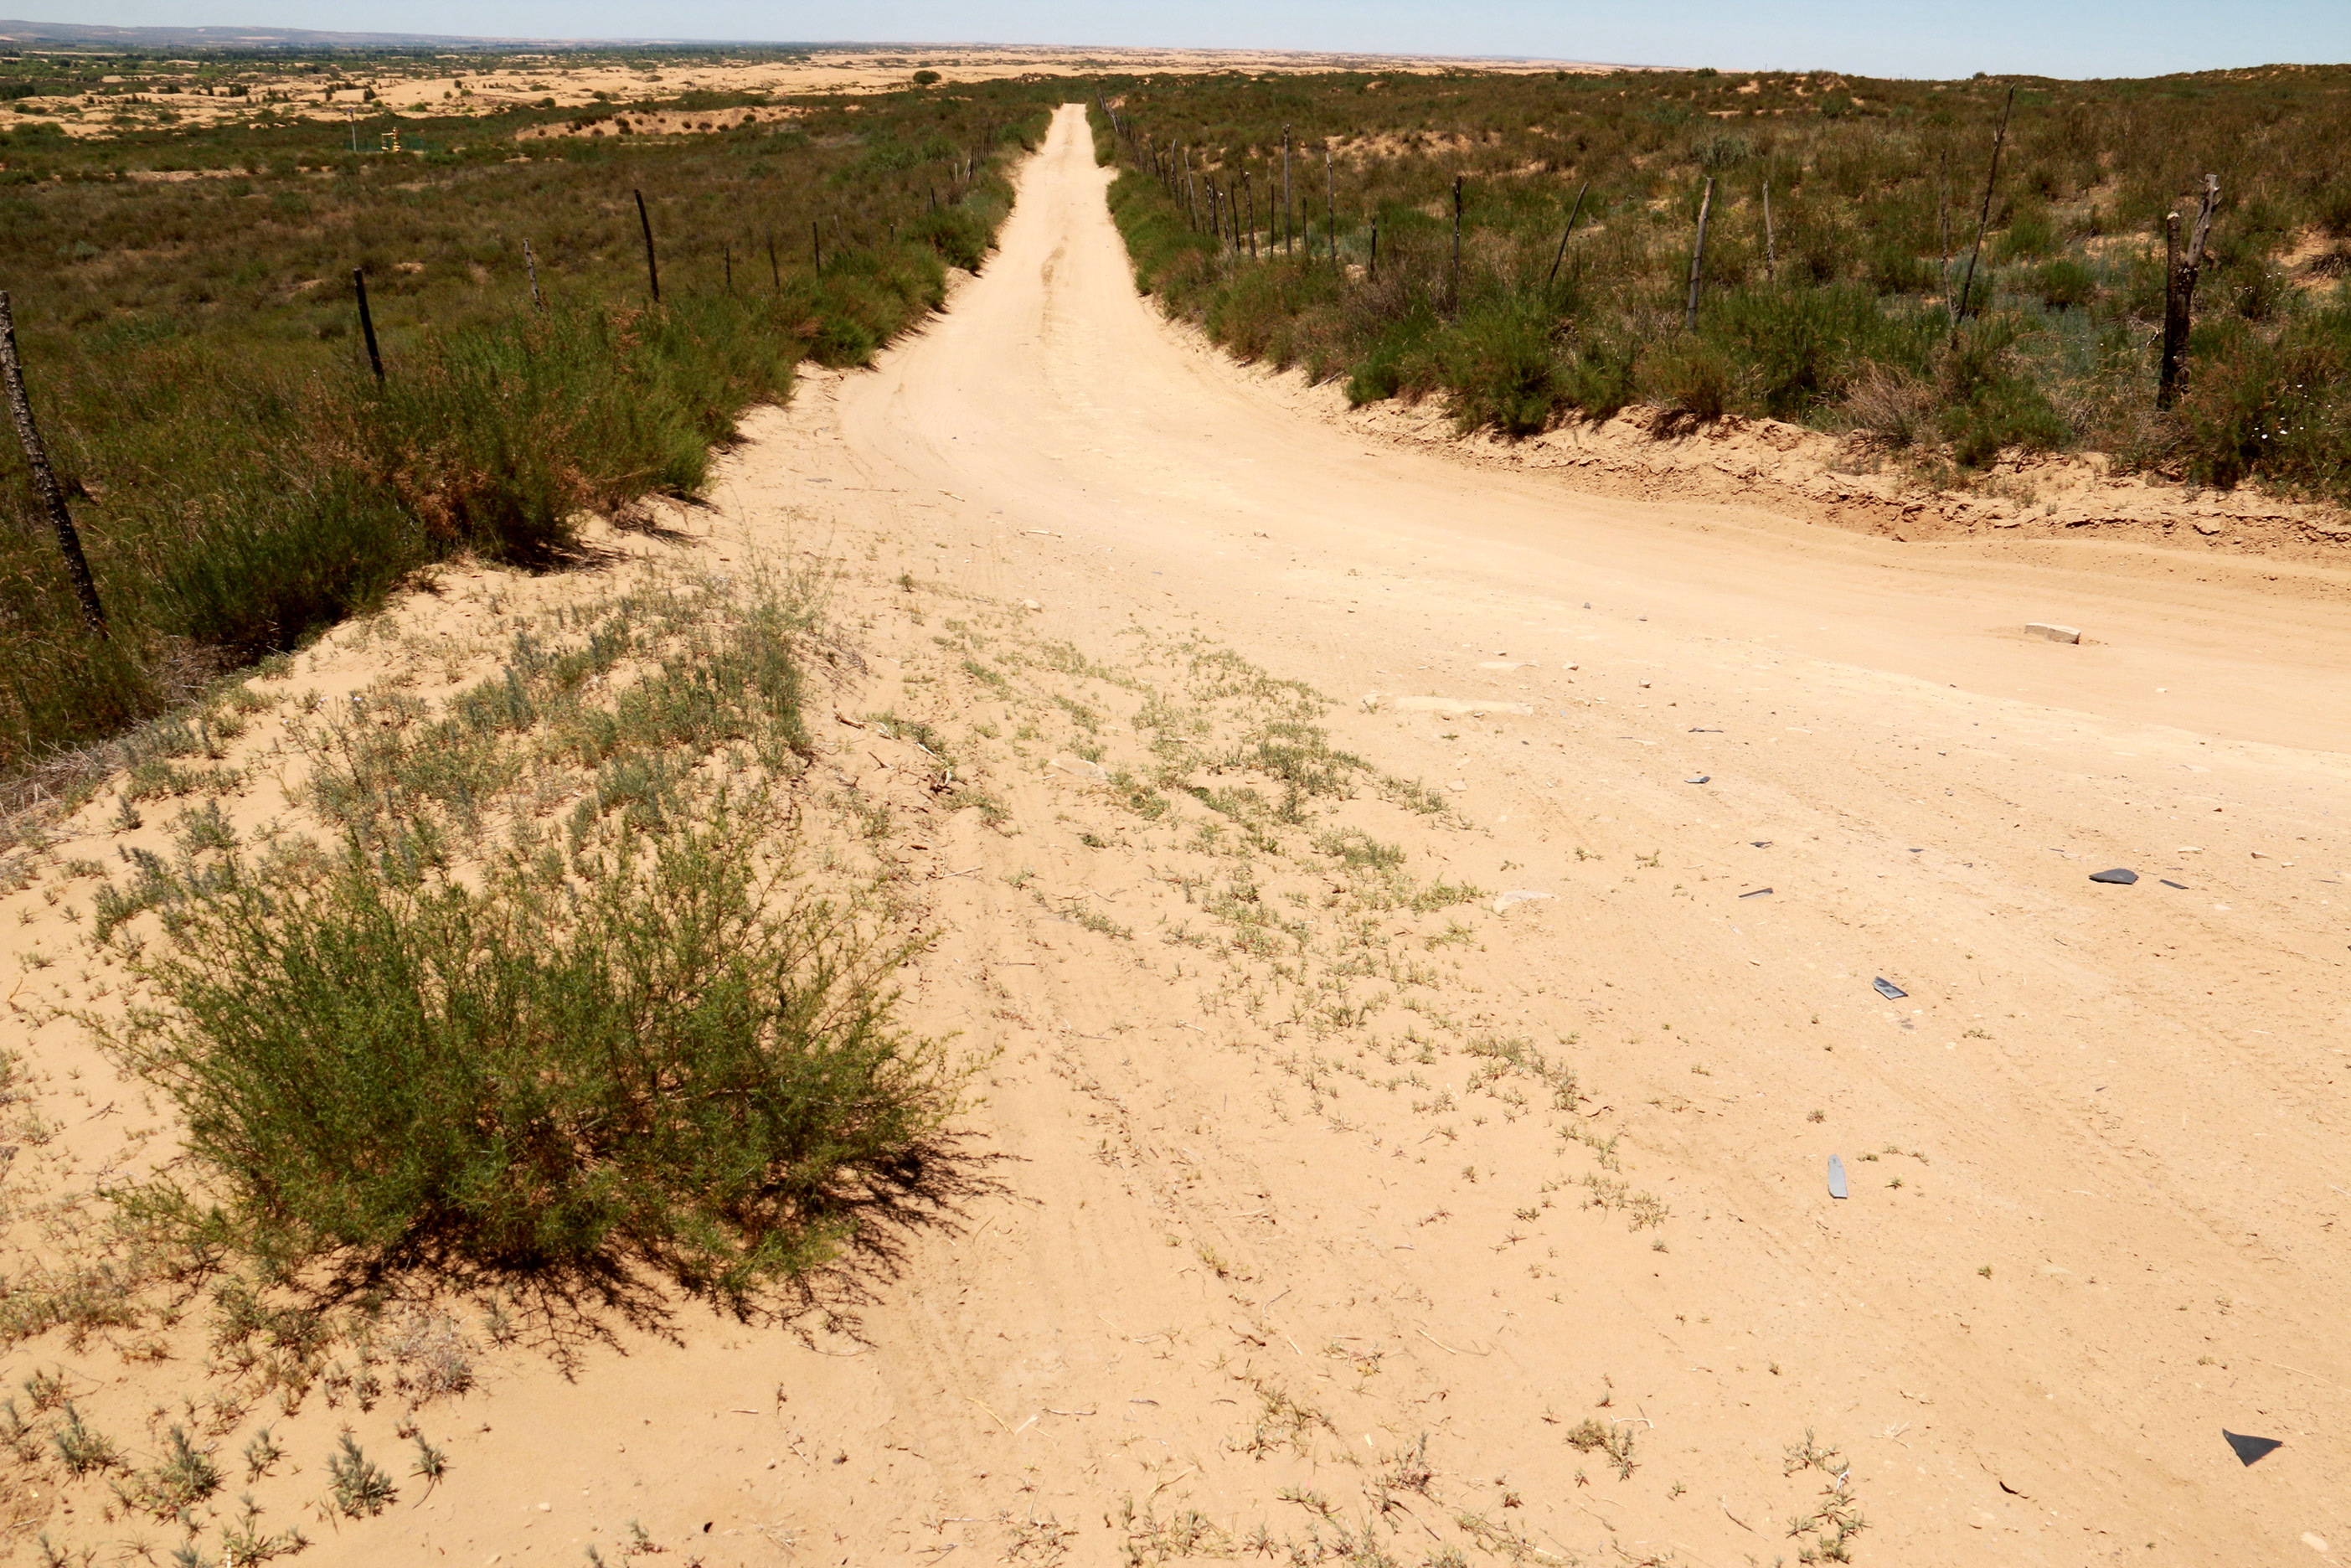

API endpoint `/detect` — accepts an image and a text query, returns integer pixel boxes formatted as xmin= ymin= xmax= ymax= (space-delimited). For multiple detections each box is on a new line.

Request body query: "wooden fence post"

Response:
xmin=353 ymin=267 xmax=384 ymax=381
xmin=812 ymin=219 xmax=822 ymax=270
xmin=2158 ymin=174 xmax=2220 ymax=410
xmin=1764 ymin=177 xmax=1777 ymax=285
xmin=523 ymin=237 xmax=543 ymax=310
xmin=1546 ymin=181 xmax=1589 ymax=287
xmin=1684 ymin=178 xmax=1715 ymax=330
xmin=634 ymin=188 xmax=661 ymax=303
xmin=768 ymin=230 xmax=780 ymax=290
xmin=1951 ymin=85 xmax=2016 ymax=342
xmin=0 ymin=292 xmax=106 ymax=635
xmin=1283 ymin=126 xmax=1292 ymax=255
xmin=1369 ymin=214 xmax=1378 ymax=281
xmin=1245 ymin=171 xmax=1256 ymax=259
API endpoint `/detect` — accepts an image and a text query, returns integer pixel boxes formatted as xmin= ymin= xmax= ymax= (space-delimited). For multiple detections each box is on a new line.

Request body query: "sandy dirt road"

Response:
xmin=772 ymin=105 xmax=2351 ymax=1562
xmin=16 ymin=101 xmax=2345 ymax=1568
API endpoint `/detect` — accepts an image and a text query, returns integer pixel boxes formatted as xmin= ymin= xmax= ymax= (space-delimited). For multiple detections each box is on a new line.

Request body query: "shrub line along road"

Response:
xmin=765 ymin=103 xmax=2351 ymax=1560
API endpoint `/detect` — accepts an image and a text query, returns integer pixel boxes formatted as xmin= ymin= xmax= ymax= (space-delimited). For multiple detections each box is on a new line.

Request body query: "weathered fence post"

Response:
xmin=634 ymin=188 xmax=661 ymax=303
xmin=1547 ymin=180 xmax=1590 ymax=287
xmin=523 ymin=237 xmax=543 ymax=310
xmin=0 ymin=292 xmax=106 ymax=635
xmin=812 ymin=219 xmax=822 ymax=270
xmin=1369 ymin=214 xmax=1378 ymax=281
xmin=1283 ymin=126 xmax=1293 ymax=255
xmin=767 ymin=230 xmax=780 ymax=290
xmin=1245 ymin=171 xmax=1256 ymax=259
xmin=1951 ymin=85 xmax=2016 ymax=342
xmin=353 ymin=267 xmax=384 ymax=381
xmin=1685 ymin=177 xmax=1714 ymax=329
xmin=2158 ymin=174 xmax=2220 ymax=410
xmin=1765 ymin=177 xmax=1778 ymax=286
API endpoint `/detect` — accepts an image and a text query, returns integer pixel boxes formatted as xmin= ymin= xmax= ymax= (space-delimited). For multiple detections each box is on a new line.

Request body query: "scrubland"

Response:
xmin=0 ymin=52 xmax=1052 ymax=776
xmin=1095 ymin=66 xmax=2351 ymax=504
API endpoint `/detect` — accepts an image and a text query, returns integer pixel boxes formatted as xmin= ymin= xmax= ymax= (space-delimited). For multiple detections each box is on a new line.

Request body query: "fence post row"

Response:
xmin=0 ymin=292 xmax=106 ymax=635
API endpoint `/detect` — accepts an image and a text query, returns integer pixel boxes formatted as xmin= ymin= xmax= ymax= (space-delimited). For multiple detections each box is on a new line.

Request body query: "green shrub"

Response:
xmin=1942 ymin=377 xmax=2070 ymax=466
xmin=2320 ymin=181 xmax=2351 ymax=239
xmin=1435 ymin=299 xmax=1565 ymax=435
xmin=1644 ymin=338 xmax=1743 ymax=421
xmin=1692 ymin=131 xmax=1753 ymax=172
xmin=1559 ymin=337 xmax=1639 ymax=420
xmin=2036 ymin=258 xmax=2099 ymax=310
xmin=1867 ymin=241 xmax=1938 ymax=296
xmin=1995 ymin=207 xmax=2055 ymax=261
xmin=109 ymin=790 xmax=949 ymax=1294
xmin=2173 ymin=307 xmax=2351 ymax=494
xmin=1701 ymin=284 xmax=1931 ymax=419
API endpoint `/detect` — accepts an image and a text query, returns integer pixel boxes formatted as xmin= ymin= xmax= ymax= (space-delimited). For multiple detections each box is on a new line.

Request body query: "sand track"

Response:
xmin=785 ymin=104 xmax=2351 ymax=1563
xmin=5 ymin=101 xmax=2347 ymax=1568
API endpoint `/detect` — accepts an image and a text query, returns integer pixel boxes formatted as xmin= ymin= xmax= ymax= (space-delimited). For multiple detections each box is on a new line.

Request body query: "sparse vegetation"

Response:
xmin=98 ymin=572 xmax=953 ymax=1297
xmin=1 ymin=56 xmax=1053 ymax=779
xmin=1095 ymin=69 xmax=2351 ymax=503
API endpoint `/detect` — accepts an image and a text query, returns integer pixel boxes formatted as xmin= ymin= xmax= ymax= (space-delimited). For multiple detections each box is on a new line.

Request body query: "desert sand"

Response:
xmin=3 ymin=102 xmax=2347 ymax=1566
xmin=8 ymin=44 xmax=1608 ymax=137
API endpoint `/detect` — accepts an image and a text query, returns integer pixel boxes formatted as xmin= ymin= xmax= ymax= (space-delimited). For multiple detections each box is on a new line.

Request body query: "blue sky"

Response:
xmin=66 ymin=0 xmax=2351 ymax=79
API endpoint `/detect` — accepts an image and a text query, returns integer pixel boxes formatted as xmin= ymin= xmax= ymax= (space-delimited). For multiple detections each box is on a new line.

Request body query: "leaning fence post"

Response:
xmin=0 ymin=292 xmax=106 ymax=636
xmin=634 ymin=188 xmax=661 ymax=303
xmin=1952 ymin=85 xmax=2016 ymax=343
xmin=1547 ymin=180 xmax=1590 ymax=287
xmin=1685 ymin=177 xmax=1714 ymax=330
xmin=767 ymin=230 xmax=780 ymax=290
xmin=353 ymin=267 xmax=384 ymax=381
